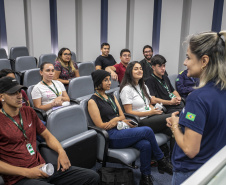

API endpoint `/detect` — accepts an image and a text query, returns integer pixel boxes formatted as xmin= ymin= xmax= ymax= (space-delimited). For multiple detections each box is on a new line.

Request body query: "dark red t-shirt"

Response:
xmin=0 ymin=106 xmax=46 ymax=185
xmin=114 ymin=62 xmax=127 ymax=83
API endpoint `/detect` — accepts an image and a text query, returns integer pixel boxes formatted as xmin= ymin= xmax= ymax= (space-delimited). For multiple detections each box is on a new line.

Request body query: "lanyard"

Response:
xmin=152 ymin=74 xmax=171 ymax=94
xmin=146 ymin=60 xmax=152 ymax=69
xmin=151 ymin=74 xmax=176 ymax=99
xmin=2 ymin=108 xmax=28 ymax=140
xmin=95 ymin=91 xmax=118 ymax=115
xmin=133 ymin=85 xmax=149 ymax=110
xmin=42 ymin=81 xmax=59 ymax=97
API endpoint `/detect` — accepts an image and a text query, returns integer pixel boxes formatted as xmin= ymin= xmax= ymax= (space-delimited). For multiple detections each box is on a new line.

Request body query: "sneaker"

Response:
xmin=140 ymin=174 xmax=154 ymax=185
xmin=157 ymin=157 xmax=173 ymax=175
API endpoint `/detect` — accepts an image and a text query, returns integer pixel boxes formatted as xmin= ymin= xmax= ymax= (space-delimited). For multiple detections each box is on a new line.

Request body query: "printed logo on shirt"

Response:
xmin=176 ymin=78 xmax=179 ymax=81
xmin=28 ymin=122 xmax=32 ymax=127
xmin=185 ymin=112 xmax=196 ymax=121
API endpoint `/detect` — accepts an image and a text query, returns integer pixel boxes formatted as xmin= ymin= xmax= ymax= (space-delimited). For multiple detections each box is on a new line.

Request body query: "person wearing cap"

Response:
xmin=88 ymin=70 xmax=172 ymax=185
xmin=32 ymin=62 xmax=70 ymax=115
xmin=0 ymin=69 xmax=30 ymax=107
xmin=0 ymin=76 xmax=99 ymax=185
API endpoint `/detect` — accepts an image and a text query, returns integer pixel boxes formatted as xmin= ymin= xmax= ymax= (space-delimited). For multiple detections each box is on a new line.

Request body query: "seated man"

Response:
xmin=140 ymin=45 xmax=167 ymax=81
xmin=105 ymin=49 xmax=131 ymax=83
xmin=95 ymin=43 xmax=116 ymax=70
xmin=176 ymin=69 xmax=199 ymax=99
xmin=0 ymin=76 xmax=99 ymax=185
xmin=145 ymin=55 xmax=184 ymax=114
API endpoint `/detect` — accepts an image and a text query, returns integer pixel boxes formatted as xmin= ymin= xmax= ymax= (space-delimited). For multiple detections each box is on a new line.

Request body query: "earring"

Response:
xmin=2 ymin=99 xmax=4 ymax=102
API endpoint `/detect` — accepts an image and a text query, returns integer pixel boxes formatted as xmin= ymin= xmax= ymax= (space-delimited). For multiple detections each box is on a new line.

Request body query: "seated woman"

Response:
xmin=88 ymin=70 xmax=172 ymax=185
xmin=120 ymin=61 xmax=174 ymax=151
xmin=0 ymin=69 xmax=30 ymax=107
xmin=54 ymin=48 xmax=80 ymax=89
xmin=31 ymin=62 xmax=70 ymax=115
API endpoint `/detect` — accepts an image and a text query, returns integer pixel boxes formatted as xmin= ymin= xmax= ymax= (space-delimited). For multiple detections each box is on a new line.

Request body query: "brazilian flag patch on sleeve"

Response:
xmin=185 ymin=112 xmax=196 ymax=121
xmin=176 ymin=78 xmax=179 ymax=81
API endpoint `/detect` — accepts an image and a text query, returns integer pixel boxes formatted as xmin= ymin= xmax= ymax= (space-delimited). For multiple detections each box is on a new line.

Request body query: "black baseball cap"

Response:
xmin=0 ymin=76 xmax=27 ymax=94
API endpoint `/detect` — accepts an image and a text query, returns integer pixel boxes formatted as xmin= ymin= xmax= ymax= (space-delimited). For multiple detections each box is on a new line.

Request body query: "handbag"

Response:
xmin=98 ymin=167 xmax=135 ymax=185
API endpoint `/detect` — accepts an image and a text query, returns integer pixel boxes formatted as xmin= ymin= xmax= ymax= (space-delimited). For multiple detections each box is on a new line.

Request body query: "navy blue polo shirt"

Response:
xmin=172 ymin=81 xmax=226 ymax=172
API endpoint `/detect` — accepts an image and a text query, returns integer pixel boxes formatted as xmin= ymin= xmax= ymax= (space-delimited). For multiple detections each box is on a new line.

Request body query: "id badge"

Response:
xmin=169 ymin=93 xmax=176 ymax=99
xmin=145 ymin=106 xmax=149 ymax=110
xmin=26 ymin=143 xmax=35 ymax=155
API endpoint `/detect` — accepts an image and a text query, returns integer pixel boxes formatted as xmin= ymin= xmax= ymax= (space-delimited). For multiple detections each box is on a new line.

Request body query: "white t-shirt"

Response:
xmin=31 ymin=80 xmax=66 ymax=115
xmin=120 ymin=84 xmax=152 ymax=119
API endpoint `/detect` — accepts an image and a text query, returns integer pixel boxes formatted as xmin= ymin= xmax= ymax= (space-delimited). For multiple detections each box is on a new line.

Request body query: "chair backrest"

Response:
xmin=113 ymin=89 xmax=125 ymax=112
xmin=15 ymin=56 xmax=37 ymax=72
xmin=23 ymin=68 xmax=42 ymax=87
xmin=68 ymin=76 xmax=94 ymax=100
xmin=77 ymin=62 xmax=95 ymax=76
xmin=0 ymin=48 xmax=8 ymax=59
xmin=47 ymin=105 xmax=88 ymax=142
xmin=71 ymin=51 xmax=76 ymax=63
xmin=110 ymin=79 xmax=119 ymax=89
xmin=39 ymin=53 xmax=57 ymax=67
xmin=0 ymin=59 xmax=11 ymax=70
xmin=9 ymin=46 xmax=29 ymax=60
xmin=27 ymin=85 xmax=35 ymax=107
xmin=168 ymin=74 xmax=178 ymax=89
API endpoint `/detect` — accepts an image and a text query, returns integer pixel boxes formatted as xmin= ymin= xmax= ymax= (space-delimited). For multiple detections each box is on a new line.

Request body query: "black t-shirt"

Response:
xmin=95 ymin=54 xmax=116 ymax=70
xmin=145 ymin=74 xmax=175 ymax=101
xmin=90 ymin=93 xmax=119 ymax=122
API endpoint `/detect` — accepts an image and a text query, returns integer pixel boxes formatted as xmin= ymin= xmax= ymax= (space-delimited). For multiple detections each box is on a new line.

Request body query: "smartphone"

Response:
xmin=129 ymin=120 xmax=138 ymax=126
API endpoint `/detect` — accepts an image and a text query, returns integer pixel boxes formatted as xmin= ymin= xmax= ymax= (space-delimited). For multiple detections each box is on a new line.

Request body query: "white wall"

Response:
xmin=132 ymin=0 xmax=154 ymax=61
xmin=108 ymin=0 xmax=127 ymax=63
xmin=221 ymin=1 xmax=226 ymax=30
xmin=189 ymin=0 xmax=214 ymax=34
xmin=29 ymin=0 xmax=52 ymax=59
xmin=4 ymin=0 xmax=26 ymax=53
xmin=159 ymin=0 xmax=183 ymax=75
xmin=57 ymin=0 xmax=77 ymax=54
xmin=81 ymin=0 xmax=100 ymax=62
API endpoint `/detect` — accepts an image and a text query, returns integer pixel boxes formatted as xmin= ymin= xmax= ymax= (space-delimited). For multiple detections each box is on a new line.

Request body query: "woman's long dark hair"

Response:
xmin=120 ymin=61 xmax=151 ymax=101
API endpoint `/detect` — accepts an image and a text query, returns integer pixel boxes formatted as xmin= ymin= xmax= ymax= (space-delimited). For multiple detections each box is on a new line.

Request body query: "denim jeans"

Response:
xmin=172 ymin=171 xmax=195 ymax=185
xmin=107 ymin=126 xmax=164 ymax=175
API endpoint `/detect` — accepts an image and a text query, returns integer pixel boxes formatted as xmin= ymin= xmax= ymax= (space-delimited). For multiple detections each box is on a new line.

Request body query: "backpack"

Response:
xmin=98 ymin=167 xmax=135 ymax=185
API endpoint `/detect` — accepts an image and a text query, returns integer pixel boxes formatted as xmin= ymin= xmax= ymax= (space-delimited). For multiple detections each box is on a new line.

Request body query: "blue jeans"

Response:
xmin=172 ymin=171 xmax=195 ymax=185
xmin=108 ymin=126 xmax=164 ymax=175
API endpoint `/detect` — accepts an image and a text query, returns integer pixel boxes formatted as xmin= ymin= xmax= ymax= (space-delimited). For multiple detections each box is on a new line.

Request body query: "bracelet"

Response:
xmin=171 ymin=125 xmax=181 ymax=133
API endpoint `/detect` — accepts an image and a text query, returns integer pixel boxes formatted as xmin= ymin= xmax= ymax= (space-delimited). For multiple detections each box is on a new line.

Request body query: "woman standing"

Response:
xmin=54 ymin=48 xmax=80 ymax=88
xmin=88 ymin=70 xmax=172 ymax=185
xmin=32 ymin=62 xmax=70 ymax=115
xmin=120 ymin=61 xmax=174 ymax=152
xmin=166 ymin=31 xmax=226 ymax=184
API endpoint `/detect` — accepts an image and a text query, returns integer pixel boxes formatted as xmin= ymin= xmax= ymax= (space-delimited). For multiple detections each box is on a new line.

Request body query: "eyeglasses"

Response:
xmin=63 ymin=53 xmax=72 ymax=56
xmin=144 ymin=50 xmax=152 ymax=54
xmin=122 ymin=54 xmax=131 ymax=58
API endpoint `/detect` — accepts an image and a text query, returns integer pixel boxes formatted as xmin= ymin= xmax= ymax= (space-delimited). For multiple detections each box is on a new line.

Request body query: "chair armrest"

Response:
xmin=124 ymin=113 xmax=141 ymax=123
xmin=70 ymin=99 xmax=80 ymax=104
xmin=88 ymin=125 xmax=109 ymax=166
xmin=33 ymin=107 xmax=47 ymax=121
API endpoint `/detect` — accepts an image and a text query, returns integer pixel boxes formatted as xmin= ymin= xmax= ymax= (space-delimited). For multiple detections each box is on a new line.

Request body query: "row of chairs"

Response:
xmin=0 ymin=47 xmax=76 ymax=65
xmin=0 ymin=59 xmax=96 ymax=86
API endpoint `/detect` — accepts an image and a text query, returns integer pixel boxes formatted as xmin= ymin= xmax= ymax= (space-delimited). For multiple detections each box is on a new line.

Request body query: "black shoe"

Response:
xmin=157 ymin=157 xmax=173 ymax=175
xmin=140 ymin=174 xmax=154 ymax=185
